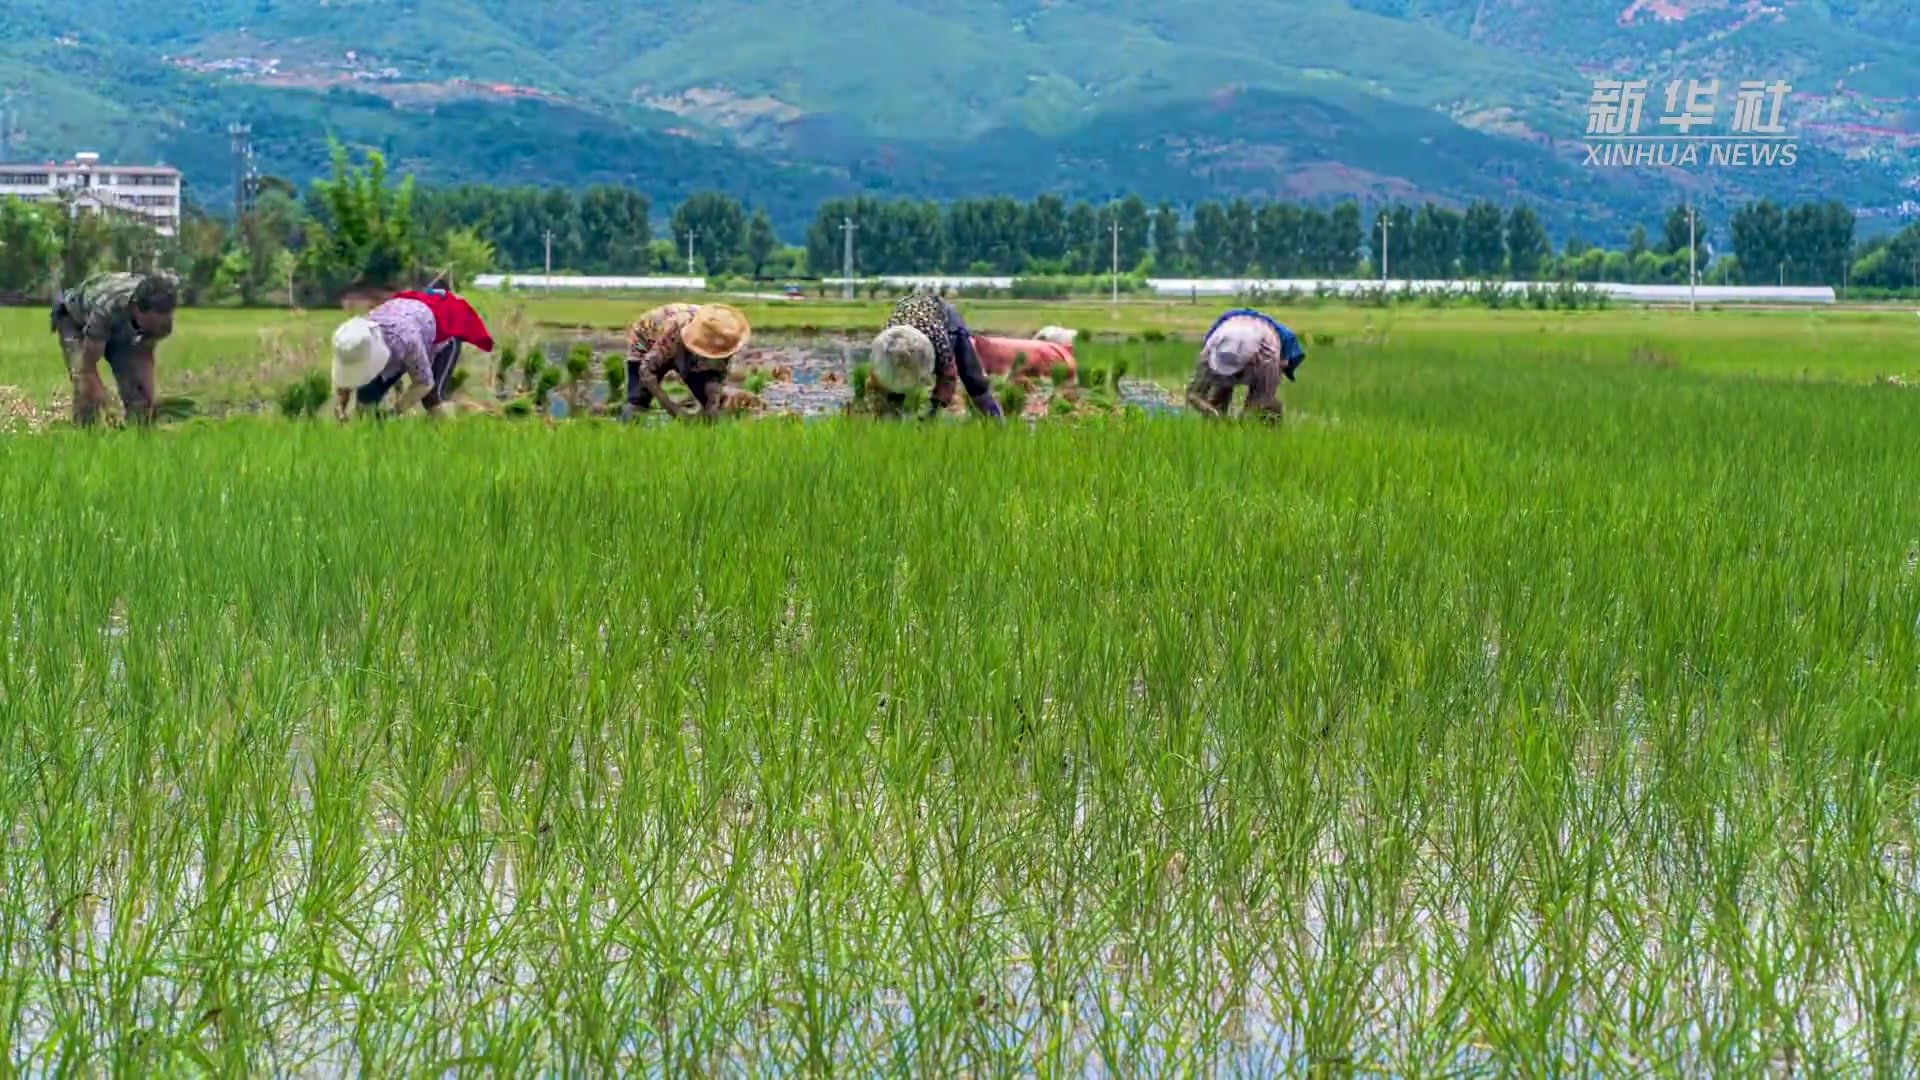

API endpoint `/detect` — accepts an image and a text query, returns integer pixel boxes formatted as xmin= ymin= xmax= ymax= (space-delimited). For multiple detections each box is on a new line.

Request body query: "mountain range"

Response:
xmin=2 ymin=1 xmax=1916 ymax=240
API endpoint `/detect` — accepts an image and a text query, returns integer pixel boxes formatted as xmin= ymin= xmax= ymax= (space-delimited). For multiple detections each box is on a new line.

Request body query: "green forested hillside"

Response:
xmin=1 ymin=0 xmax=1914 ymax=236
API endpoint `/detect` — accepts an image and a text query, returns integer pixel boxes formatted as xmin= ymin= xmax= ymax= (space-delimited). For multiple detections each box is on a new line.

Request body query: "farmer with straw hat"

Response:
xmin=621 ymin=302 xmax=751 ymax=421
xmin=868 ymin=292 xmax=1003 ymax=419
xmin=50 ymin=270 xmax=179 ymax=426
xmin=331 ymin=290 xmax=495 ymax=420
xmin=1185 ymin=307 xmax=1305 ymax=423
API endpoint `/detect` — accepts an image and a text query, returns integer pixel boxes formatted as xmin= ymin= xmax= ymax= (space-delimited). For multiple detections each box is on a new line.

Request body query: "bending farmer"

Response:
xmin=868 ymin=293 xmax=1003 ymax=419
xmin=1186 ymin=308 xmax=1306 ymax=422
xmin=622 ymin=303 xmax=751 ymax=421
xmin=50 ymin=271 xmax=178 ymax=426
xmin=334 ymin=290 xmax=495 ymax=419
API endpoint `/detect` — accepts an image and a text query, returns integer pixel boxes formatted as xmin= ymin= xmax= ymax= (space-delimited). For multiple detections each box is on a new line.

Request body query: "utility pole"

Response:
xmin=1109 ymin=218 xmax=1120 ymax=305
xmin=543 ymin=229 xmax=553 ymax=294
xmin=686 ymin=227 xmax=697 ymax=276
xmin=840 ymin=216 xmax=856 ymax=300
xmin=1380 ymin=214 xmax=1391 ymax=281
xmin=1687 ymin=204 xmax=1697 ymax=312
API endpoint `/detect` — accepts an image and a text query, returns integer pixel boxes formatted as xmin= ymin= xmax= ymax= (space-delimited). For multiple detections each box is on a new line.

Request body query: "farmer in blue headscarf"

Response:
xmin=1185 ymin=308 xmax=1305 ymax=422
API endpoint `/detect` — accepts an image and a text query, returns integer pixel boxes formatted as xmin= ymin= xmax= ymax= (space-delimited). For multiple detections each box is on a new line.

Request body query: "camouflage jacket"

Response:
xmin=56 ymin=273 xmax=149 ymax=348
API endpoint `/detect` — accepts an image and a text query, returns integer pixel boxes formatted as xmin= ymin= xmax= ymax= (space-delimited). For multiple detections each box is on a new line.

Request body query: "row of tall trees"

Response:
xmin=0 ymin=143 xmax=1909 ymax=300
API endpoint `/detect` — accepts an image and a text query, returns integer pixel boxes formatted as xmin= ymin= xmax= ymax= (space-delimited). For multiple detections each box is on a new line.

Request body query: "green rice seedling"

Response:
xmin=496 ymin=343 xmax=518 ymax=395
xmin=1082 ymin=365 xmax=1109 ymax=391
xmin=448 ymin=368 xmax=470 ymax=396
xmin=275 ymin=369 xmax=330 ymax=419
xmin=520 ymin=344 xmax=546 ymax=389
xmin=1141 ymin=328 xmax=1167 ymax=342
xmin=501 ymin=394 xmax=534 ymax=417
xmin=602 ymin=355 xmax=627 ymax=402
xmin=995 ymin=376 xmax=1029 ymax=417
xmin=849 ymin=361 xmax=872 ymax=401
xmin=1046 ymin=390 xmax=1073 ymax=417
xmin=745 ymin=369 xmax=771 ymax=396
xmin=566 ymin=343 xmax=593 ymax=382
xmin=1112 ymin=359 xmax=1131 ymax=384
xmin=1049 ymin=362 xmax=1072 ymax=387
xmin=534 ymin=367 xmax=562 ymax=407
xmin=146 ymin=394 xmax=201 ymax=422
xmin=2 ymin=304 xmax=1919 ymax=1075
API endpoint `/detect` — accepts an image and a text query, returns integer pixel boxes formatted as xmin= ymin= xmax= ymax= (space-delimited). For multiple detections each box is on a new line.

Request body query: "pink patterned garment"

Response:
xmin=365 ymin=298 xmax=438 ymax=387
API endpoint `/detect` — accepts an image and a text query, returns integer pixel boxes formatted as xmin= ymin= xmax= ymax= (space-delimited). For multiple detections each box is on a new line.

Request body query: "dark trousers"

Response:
xmin=627 ymin=360 xmax=726 ymax=413
xmin=52 ymin=312 xmax=156 ymax=425
xmin=356 ymin=341 xmax=461 ymax=408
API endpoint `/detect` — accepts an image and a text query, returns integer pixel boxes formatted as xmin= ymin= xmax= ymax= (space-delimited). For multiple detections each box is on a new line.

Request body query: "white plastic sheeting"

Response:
xmin=471 ymin=274 xmax=706 ymax=291
xmin=472 ymin=274 xmax=1837 ymax=304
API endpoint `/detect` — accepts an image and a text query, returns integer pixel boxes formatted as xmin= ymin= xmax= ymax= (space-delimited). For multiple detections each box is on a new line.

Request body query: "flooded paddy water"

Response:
xmin=534 ymin=332 xmax=1184 ymax=420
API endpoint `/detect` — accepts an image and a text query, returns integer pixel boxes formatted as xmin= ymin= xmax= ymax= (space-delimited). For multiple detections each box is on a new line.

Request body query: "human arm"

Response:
xmin=1185 ymin=356 xmax=1230 ymax=416
xmin=949 ymin=326 xmax=1003 ymax=419
xmin=631 ymin=353 xmax=687 ymax=418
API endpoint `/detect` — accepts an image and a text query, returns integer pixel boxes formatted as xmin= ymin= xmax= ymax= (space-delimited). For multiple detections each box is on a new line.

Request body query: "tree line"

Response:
xmin=0 ymin=141 xmax=1915 ymax=303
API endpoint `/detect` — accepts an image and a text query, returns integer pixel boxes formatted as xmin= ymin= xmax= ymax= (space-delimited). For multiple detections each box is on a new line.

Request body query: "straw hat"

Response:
xmin=1203 ymin=321 xmax=1264 ymax=378
xmin=870 ymin=325 xmax=936 ymax=392
xmin=331 ymin=316 xmax=390 ymax=391
xmin=682 ymin=304 xmax=750 ymax=359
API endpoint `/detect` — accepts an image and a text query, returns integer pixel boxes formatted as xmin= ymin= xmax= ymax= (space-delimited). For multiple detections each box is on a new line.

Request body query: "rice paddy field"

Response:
xmin=1 ymin=298 xmax=1919 ymax=1074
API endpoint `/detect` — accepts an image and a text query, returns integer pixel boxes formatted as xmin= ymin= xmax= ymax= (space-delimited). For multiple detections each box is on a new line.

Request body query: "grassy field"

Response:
xmin=3 ymin=297 xmax=1919 ymax=412
xmin=1 ymin=302 xmax=1919 ymax=1072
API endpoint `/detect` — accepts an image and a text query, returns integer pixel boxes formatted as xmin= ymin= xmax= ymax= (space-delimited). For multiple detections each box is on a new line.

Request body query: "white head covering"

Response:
xmin=1203 ymin=320 xmax=1264 ymax=377
xmin=870 ymin=325 xmax=936 ymax=392
xmin=331 ymin=317 xmax=390 ymax=391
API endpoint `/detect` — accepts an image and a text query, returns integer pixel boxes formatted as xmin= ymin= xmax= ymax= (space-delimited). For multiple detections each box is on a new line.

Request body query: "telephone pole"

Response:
xmin=1109 ymin=218 xmax=1121 ymax=305
xmin=686 ymin=227 xmax=697 ymax=276
xmin=840 ymin=217 xmax=857 ymax=300
xmin=543 ymin=229 xmax=554 ymax=293
xmin=1687 ymin=204 xmax=1697 ymax=311
xmin=1380 ymin=214 xmax=1391 ymax=281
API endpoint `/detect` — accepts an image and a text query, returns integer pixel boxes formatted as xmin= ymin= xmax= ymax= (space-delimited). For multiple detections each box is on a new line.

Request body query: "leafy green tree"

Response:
xmin=437 ymin=227 xmax=497 ymax=288
xmin=1064 ymin=202 xmax=1099 ymax=274
xmin=670 ymin=192 xmax=746 ymax=274
xmin=1150 ymin=201 xmax=1184 ymax=274
xmin=745 ymin=209 xmax=779 ymax=278
xmin=1505 ymin=205 xmax=1550 ymax=280
xmin=301 ymin=141 xmax=420 ymax=299
xmin=1409 ymin=202 xmax=1463 ymax=279
xmin=1661 ymin=204 xmax=1708 ymax=262
xmin=0 ymin=197 xmax=56 ymax=295
xmin=1460 ymin=200 xmax=1506 ymax=278
xmin=577 ymin=185 xmax=650 ymax=273
xmin=1326 ymin=202 xmax=1363 ymax=275
xmin=1188 ymin=201 xmax=1229 ymax=275
xmin=1255 ymin=202 xmax=1301 ymax=277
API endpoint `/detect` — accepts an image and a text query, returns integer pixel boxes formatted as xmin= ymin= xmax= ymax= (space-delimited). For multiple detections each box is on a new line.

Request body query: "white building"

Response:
xmin=0 ymin=152 xmax=183 ymax=237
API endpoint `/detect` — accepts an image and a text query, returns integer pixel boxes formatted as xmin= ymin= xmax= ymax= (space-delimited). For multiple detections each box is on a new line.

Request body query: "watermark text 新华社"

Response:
xmin=1584 ymin=79 xmax=1796 ymax=168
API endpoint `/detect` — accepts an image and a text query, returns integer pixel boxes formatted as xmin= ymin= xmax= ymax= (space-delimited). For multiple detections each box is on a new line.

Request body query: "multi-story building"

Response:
xmin=0 ymin=152 xmax=183 ymax=237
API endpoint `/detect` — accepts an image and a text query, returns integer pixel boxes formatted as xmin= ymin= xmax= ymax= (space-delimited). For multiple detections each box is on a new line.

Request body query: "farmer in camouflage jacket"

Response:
xmin=50 ymin=271 xmax=178 ymax=426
